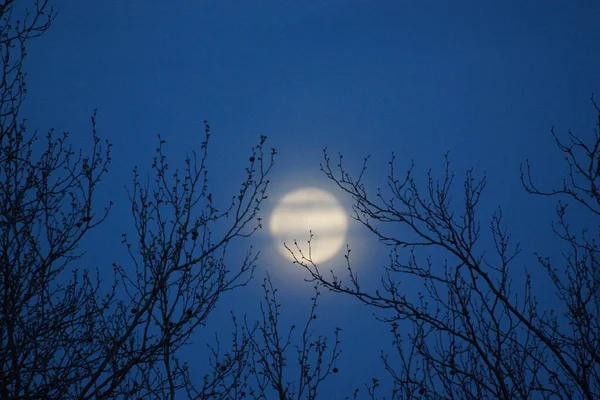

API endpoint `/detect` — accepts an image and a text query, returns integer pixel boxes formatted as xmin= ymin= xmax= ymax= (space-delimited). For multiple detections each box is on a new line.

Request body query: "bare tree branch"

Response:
xmin=290 ymin=99 xmax=600 ymax=399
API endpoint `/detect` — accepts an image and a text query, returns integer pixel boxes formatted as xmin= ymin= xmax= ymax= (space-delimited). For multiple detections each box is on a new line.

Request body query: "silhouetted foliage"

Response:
xmin=291 ymin=100 xmax=600 ymax=399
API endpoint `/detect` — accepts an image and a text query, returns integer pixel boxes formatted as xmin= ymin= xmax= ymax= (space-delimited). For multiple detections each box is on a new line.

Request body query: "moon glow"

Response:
xmin=269 ymin=187 xmax=348 ymax=264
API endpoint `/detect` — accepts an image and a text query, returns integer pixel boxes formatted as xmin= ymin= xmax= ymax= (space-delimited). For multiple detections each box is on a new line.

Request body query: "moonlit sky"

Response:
xmin=25 ymin=1 xmax=599 ymax=397
xmin=270 ymin=187 xmax=349 ymax=264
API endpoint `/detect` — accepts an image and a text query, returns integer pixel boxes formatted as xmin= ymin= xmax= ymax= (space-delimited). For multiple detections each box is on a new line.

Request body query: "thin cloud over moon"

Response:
xmin=269 ymin=187 xmax=348 ymax=264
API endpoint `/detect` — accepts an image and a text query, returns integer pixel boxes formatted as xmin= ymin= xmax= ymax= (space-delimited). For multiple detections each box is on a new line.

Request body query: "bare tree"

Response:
xmin=0 ymin=2 xmax=344 ymax=398
xmin=0 ymin=1 xmax=299 ymax=398
xmin=244 ymin=275 xmax=342 ymax=400
xmin=291 ymin=100 xmax=600 ymax=399
xmin=93 ymin=126 xmax=274 ymax=399
xmin=184 ymin=274 xmax=342 ymax=400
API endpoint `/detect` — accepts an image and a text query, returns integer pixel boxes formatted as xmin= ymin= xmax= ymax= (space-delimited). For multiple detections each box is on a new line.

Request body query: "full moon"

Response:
xmin=269 ymin=187 xmax=348 ymax=264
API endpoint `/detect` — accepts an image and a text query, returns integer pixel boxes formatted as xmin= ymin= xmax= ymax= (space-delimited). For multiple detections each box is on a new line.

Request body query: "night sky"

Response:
xmin=25 ymin=1 xmax=600 ymax=398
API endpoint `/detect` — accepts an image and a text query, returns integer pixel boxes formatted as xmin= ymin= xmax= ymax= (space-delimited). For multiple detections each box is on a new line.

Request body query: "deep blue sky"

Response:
xmin=25 ymin=1 xmax=600 ymax=397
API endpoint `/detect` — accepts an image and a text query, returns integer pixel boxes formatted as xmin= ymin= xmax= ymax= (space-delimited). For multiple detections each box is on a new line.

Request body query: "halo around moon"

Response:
xmin=269 ymin=187 xmax=348 ymax=264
